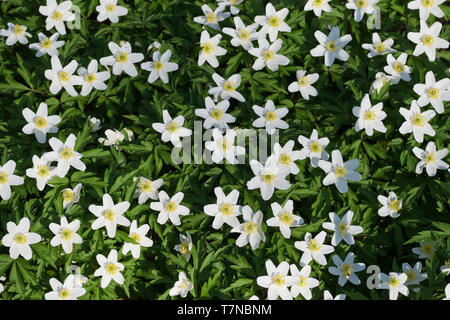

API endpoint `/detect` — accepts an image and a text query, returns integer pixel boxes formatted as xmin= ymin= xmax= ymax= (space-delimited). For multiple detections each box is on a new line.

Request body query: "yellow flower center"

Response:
xmin=38 ymin=165 xmax=50 ymax=178
xmin=389 ymin=200 xmax=402 ymax=212
xmin=263 ymin=49 xmax=274 ymax=61
xmin=62 ymin=189 xmax=74 ymax=202
xmin=421 ymin=243 xmax=433 ymax=255
xmin=297 ymin=276 xmax=307 ymax=287
xmin=105 ymin=263 xmax=119 ymax=275
xmin=52 ymin=10 xmax=63 ymax=21
xmin=41 ymin=37 xmax=52 ymax=49
xmin=61 ymin=228 xmax=74 ymax=241
xmin=139 ymin=180 xmax=152 ymax=192
xmin=308 ymin=239 xmax=322 ymax=252
xmin=405 ymin=270 xmax=416 ymax=282
xmin=13 ymin=24 xmax=24 ymax=35
xmin=313 ymin=0 xmax=324 ymax=6
xmin=393 ymin=62 xmax=405 ymax=74
xmin=130 ymin=233 xmax=141 ymax=243
xmin=427 ymin=87 xmax=439 ymax=99
xmin=106 ymin=3 xmax=116 ymax=12
xmin=243 ymin=221 xmax=257 ymax=235
xmin=262 ymin=172 xmax=276 ymax=184
xmin=338 ymin=222 xmax=349 ymax=236
xmin=180 ymin=241 xmax=190 ymax=254
xmin=326 ymin=41 xmax=338 ymax=52
xmin=238 ymin=28 xmax=250 ymax=40
xmin=59 ymin=289 xmax=71 ymax=299
xmin=165 ymin=201 xmax=177 ymax=212
xmin=334 ymin=166 xmax=347 ymax=178
xmin=220 ymin=203 xmax=234 ymax=216
xmin=14 ymin=233 xmax=27 ymax=244
xmin=167 ymin=121 xmax=180 ymax=133
xmin=375 ymin=42 xmax=386 ymax=53
xmin=279 ymin=153 xmax=292 ymax=166
xmin=310 ymin=141 xmax=322 ymax=153
xmin=364 ymin=110 xmax=377 ymax=121
xmin=60 ymin=147 xmax=74 ymax=160
xmin=422 ymin=35 xmax=434 ymax=46
xmin=153 ymin=61 xmax=163 ymax=71
xmin=103 ymin=209 xmax=115 ymax=221
xmin=224 ymin=80 xmax=236 ymax=92
xmin=298 ymin=76 xmax=309 ymax=87
xmin=444 ymin=260 xmax=450 ymax=267
xmin=422 ymin=0 xmax=434 ymax=8
xmin=0 ymin=172 xmax=9 ymax=184
xmin=279 ymin=210 xmax=294 ymax=226
xmin=411 ymin=113 xmax=426 ymax=127
xmin=356 ymin=0 xmax=368 ymax=8
xmin=389 ymin=276 xmax=401 ymax=287
xmin=202 ymin=42 xmax=215 ymax=55
xmin=116 ymin=52 xmax=128 ymax=63
xmin=425 ymin=152 xmax=436 ymax=164
xmin=341 ymin=264 xmax=354 ymax=277
xmin=268 ymin=16 xmax=281 ymax=28
xmin=211 ymin=108 xmax=224 ymax=120
xmin=220 ymin=138 xmax=231 ymax=151
xmin=85 ymin=73 xmax=96 ymax=83
xmin=272 ymin=274 xmax=285 ymax=286
xmin=58 ymin=71 xmax=70 ymax=82
xmin=206 ymin=12 xmax=217 ymax=23
xmin=265 ymin=110 xmax=276 ymax=121
xmin=35 ymin=117 xmax=47 ymax=128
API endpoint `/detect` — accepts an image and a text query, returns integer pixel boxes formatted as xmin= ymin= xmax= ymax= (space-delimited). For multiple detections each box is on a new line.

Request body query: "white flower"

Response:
xmin=133 ymin=177 xmax=163 ymax=204
xmin=324 ymin=290 xmax=346 ymax=300
xmin=440 ymin=260 xmax=450 ymax=276
xmin=94 ymin=249 xmax=124 ymax=288
xmin=369 ymin=72 xmax=392 ymax=95
xmin=141 ymin=49 xmax=178 ymax=84
xmin=150 ymin=191 xmax=190 ymax=226
xmin=252 ymin=99 xmax=289 ymax=135
xmin=254 ymin=2 xmax=291 ymax=42
xmin=407 ymin=0 xmax=445 ymax=21
xmin=77 ymin=59 xmax=110 ymax=96
xmin=322 ymin=211 xmax=363 ymax=246
xmin=217 ymin=0 xmax=244 ymax=15
xmin=402 ymin=262 xmax=427 ymax=292
xmin=98 ymin=129 xmax=125 ymax=149
xmin=377 ymin=191 xmax=402 ymax=218
xmin=266 ymin=200 xmax=303 ymax=239
xmin=304 ymin=0 xmax=332 ymax=17
xmin=99 ymin=41 xmax=144 ymax=77
xmin=88 ymin=116 xmax=102 ymax=132
xmin=205 ymin=129 xmax=245 ymax=164
xmin=96 ymin=0 xmax=128 ymax=23
xmin=361 ymin=32 xmax=396 ymax=58
xmin=29 ymin=32 xmax=64 ymax=57
xmin=412 ymin=141 xmax=448 ymax=176
xmin=0 ymin=160 xmax=24 ymax=200
xmin=413 ymin=70 xmax=450 ymax=114
xmin=408 ymin=21 xmax=449 ymax=62
xmin=169 ymin=272 xmax=193 ymax=298
xmin=67 ymin=265 xmax=88 ymax=288
xmin=273 ymin=141 xmax=302 ymax=175
xmin=89 ymin=193 xmax=131 ymax=238
xmin=0 ymin=23 xmax=31 ymax=46
xmin=25 ymin=155 xmax=57 ymax=191
xmin=297 ymin=129 xmax=330 ymax=167
xmin=310 ymin=26 xmax=352 ymax=67
xmin=147 ymin=41 xmax=161 ymax=53
xmin=248 ymin=38 xmax=289 ymax=72
xmin=43 ymin=134 xmax=86 ymax=178
xmin=294 ymin=231 xmax=334 ymax=266
xmin=399 ymin=100 xmax=435 ymax=143
xmin=45 ymin=56 xmax=83 ymax=96
xmin=49 ymin=216 xmax=82 ymax=254
xmin=352 ymin=93 xmax=387 ymax=136
xmin=318 ymin=150 xmax=361 ymax=194
xmin=444 ymin=283 xmax=450 ymax=300
xmin=222 ymin=17 xmax=259 ymax=50
xmin=289 ymin=264 xmax=319 ymax=300
xmin=174 ymin=232 xmax=193 ymax=261
xmin=378 ymin=272 xmax=409 ymax=300
xmin=204 ymin=187 xmax=242 ymax=229
xmin=345 ymin=0 xmax=379 ymax=22
xmin=39 ymin=0 xmax=75 ymax=35
xmin=44 ymin=275 xmax=86 ymax=300
xmin=62 ymin=183 xmax=82 ymax=211
xmin=384 ymin=53 xmax=411 ymax=84
xmin=208 ymin=73 xmax=245 ymax=102
xmin=256 ymin=260 xmax=296 ymax=300
xmin=193 ymin=4 xmax=230 ymax=31
xmin=195 ymin=96 xmax=235 ymax=130
xmin=122 ymin=220 xmax=153 ymax=259
xmin=231 ymin=205 xmax=265 ymax=250
xmin=247 ymin=155 xmax=290 ymax=201
xmin=328 ymin=252 xmax=366 ymax=286
xmin=197 ymin=30 xmax=227 ymax=68
xmin=22 ymin=102 xmax=61 ymax=144
xmin=412 ymin=241 xmax=436 ymax=259
xmin=1 ymin=217 xmax=41 ymax=260
xmin=152 ymin=110 xmax=192 ymax=148
xmin=287 ymin=70 xmax=319 ymax=100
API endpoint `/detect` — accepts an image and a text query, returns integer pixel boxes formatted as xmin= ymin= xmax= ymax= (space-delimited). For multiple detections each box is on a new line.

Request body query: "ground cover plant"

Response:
xmin=0 ymin=0 xmax=449 ymax=300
